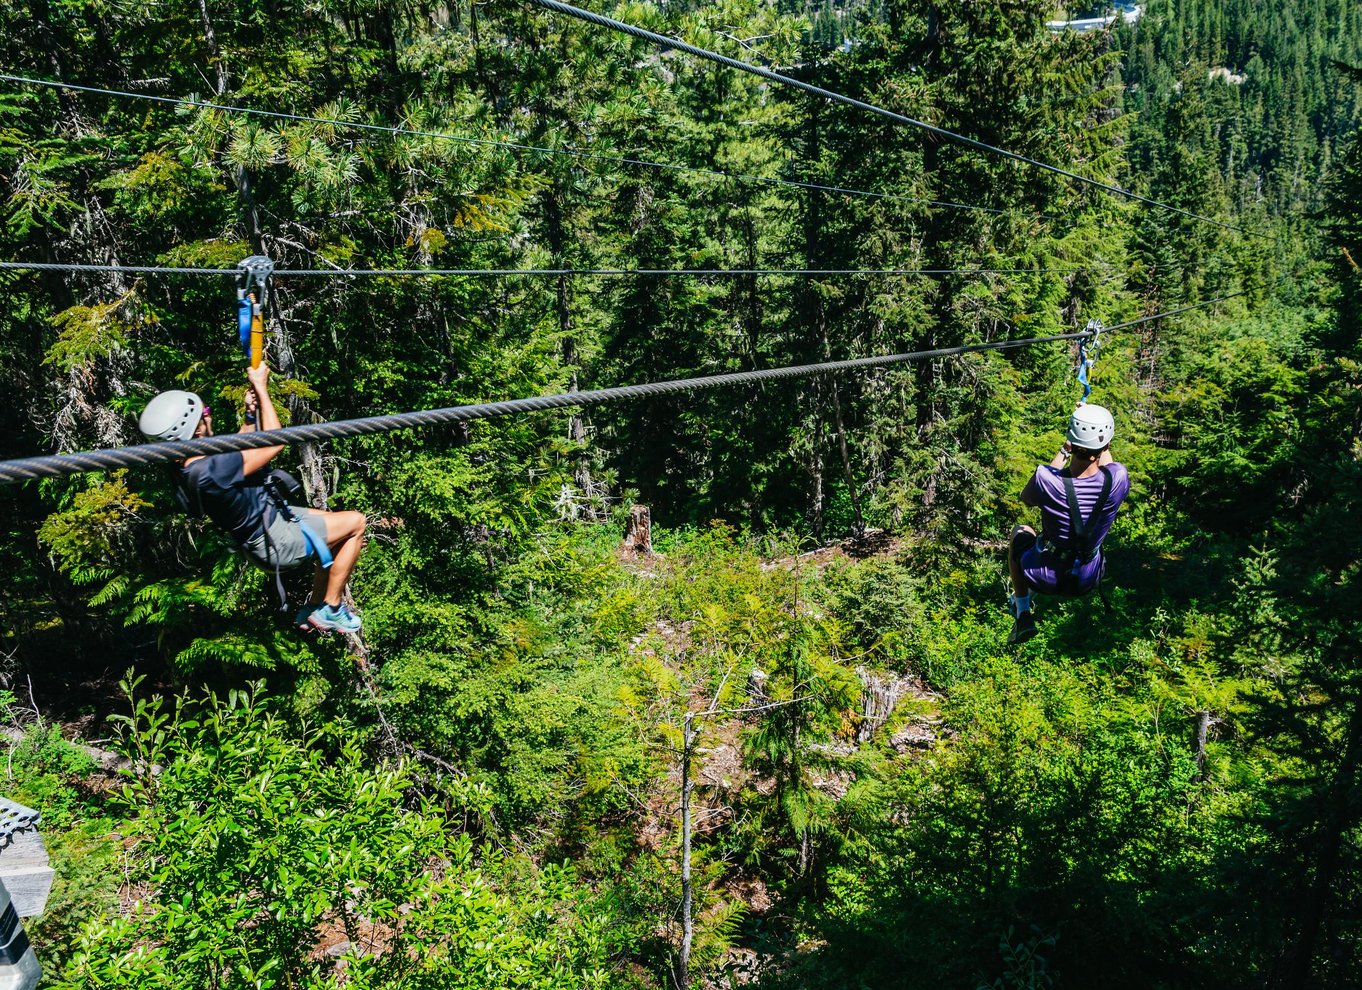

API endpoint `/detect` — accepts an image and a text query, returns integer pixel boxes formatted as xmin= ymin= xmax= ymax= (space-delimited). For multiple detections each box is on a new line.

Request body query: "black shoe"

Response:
xmin=1008 ymin=610 xmax=1037 ymax=646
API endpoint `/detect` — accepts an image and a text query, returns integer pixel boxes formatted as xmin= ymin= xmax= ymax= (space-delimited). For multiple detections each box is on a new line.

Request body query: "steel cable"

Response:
xmin=523 ymin=0 xmax=1252 ymax=236
xmin=0 ymin=330 xmax=1093 ymax=484
xmin=0 ymin=288 xmax=1250 ymax=486
xmin=0 ymin=72 xmax=1024 ymax=216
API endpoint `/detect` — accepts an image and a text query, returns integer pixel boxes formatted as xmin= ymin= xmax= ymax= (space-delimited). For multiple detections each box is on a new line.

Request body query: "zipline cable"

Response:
xmin=0 ymin=72 xmax=1029 ymax=217
xmin=0 ymin=330 xmax=1094 ymax=484
xmin=0 ymin=286 xmax=1250 ymax=486
xmin=523 ymin=0 xmax=1252 ymax=237
xmin=0 ymin=260 xmax=1097 ymax=277
xmin=1104 ymin=291 xmax=1251 ymax=332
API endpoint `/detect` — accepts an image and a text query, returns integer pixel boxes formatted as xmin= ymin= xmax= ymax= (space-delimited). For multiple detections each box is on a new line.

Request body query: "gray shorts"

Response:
xmin=243 ymin=506 xmax=329 ymax=569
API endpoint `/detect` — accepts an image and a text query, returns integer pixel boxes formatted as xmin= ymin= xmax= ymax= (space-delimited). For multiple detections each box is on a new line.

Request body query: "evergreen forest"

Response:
xmin=1 ymin=0 xmax=1362 ymax=985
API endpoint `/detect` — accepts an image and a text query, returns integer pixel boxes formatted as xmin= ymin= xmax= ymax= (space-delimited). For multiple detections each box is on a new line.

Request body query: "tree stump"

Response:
xmin=622 ymin=505 xmax=653 ymax=556
xmin=858 ymin=668 xmax=910 ymax=743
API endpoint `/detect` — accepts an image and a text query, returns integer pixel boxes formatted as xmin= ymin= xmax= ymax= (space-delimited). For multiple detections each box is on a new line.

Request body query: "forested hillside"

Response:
xmin=0 ymin=0 xmax=1360 ymax=986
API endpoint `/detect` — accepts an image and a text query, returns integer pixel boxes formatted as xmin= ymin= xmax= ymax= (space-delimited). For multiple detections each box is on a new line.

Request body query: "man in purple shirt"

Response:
xmin=1007 ymin=404 xmax=1130 ymax=645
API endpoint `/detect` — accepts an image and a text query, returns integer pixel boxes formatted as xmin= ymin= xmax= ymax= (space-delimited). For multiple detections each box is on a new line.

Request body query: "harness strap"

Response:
xmin=179 ymin=460 xmax=332 ymax=615
xmin=1060 ymin=465 xmax=1113 ymax=574
xmin=257 ymin=513 xmax=290 ymax=614
xmin=298 ymin=517 xmax=333 ymax=569
xmin=262 ymin=480 xmax=333 ymax=570
xmin=1077 ymin=319 xmax=1102 ymax=403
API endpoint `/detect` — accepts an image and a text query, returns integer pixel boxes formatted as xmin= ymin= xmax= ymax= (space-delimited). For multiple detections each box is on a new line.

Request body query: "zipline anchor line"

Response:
xmin=522 ymin=0 xmax=1254 ymax=237
xmin=0 ymin=330 xmax=1094 ymax=485
xmin=0 ymin=72 xmax=1023 ymax=218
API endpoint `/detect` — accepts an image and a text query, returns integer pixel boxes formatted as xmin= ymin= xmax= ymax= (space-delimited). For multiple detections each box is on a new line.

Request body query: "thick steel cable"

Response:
xmin=0 ymin=260 xmax=1091 ymax=277
xmin=0 ymin=72 xmax=1018 ymax=216
xmin=524 ymin=0 xmax=1251 ymax=236
xmin=0 ymin=289 xmax=1256 ymax=485
xmin=0 ymin=330 xmax=1092 ymax=485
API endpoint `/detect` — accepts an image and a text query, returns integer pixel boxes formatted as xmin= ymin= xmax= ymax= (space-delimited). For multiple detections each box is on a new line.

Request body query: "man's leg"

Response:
xmin=1008 ymin=525 xmax=1039 ymax=645
xmin=1010 ymin=525 xmax=1035 ymax=599
xmin=318 ymin=510 xmax=366 ymax=606
xmin=310 ymin=562 xmax=328 ymax=606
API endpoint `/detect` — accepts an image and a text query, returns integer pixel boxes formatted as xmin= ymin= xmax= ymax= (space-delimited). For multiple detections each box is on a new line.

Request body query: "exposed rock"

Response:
xmin=810 ymin=769 xmax=854 ymax=800
xmin=890 ymin=720 xmax=940 ymax=752
xmin=700 ymin=742 xmax=744 ymax=791
xmin=711 ymin=946 xmax=764 ymax=987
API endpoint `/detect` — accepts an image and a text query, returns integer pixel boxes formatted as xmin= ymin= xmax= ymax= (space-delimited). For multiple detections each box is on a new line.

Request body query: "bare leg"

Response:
xmin=1010 ymin=525 xmax=1036 ymax=597
xmin=317 ymin=510 xmax=367 ymax=606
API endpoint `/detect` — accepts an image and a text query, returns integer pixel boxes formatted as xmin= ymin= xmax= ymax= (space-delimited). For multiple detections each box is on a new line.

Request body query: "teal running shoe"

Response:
xmin=307 ymin=603 xmax=362 ymax=634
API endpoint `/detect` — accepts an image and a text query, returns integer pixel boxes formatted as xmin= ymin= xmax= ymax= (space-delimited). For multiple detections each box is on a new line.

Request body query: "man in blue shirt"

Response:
xmin=139 ymin=363 xmax=367 ymax=634
xmin=1008 ymin=404 xmax=1130 ymax=645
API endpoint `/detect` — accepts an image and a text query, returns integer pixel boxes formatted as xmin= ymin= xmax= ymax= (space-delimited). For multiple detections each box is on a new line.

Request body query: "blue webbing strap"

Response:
xmin=1077 ymin=319 xmax=1102 ymax=402
xmin=298 ymin=517 xmax=333 ymax=569
xmin=237 ymin=296 xmax=253 ymax=359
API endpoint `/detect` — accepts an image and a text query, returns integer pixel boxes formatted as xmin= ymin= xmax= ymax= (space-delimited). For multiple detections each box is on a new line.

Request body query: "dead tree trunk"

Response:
xmin=858 ymin=668 xmax=908 ymax=743
xmin=197 ymin=0 xmax=263 ymax=254
xmin=1193 ymin=709 xmax=1212 ymax=783
xmin=622 ymin=505 xmax=652 ymax=556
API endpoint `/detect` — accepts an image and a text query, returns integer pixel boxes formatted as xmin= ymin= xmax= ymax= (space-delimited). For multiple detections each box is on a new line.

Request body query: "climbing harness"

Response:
xmin=172 ymin=457 xmax=332 ymax=615
xmin=1058 ymin=466 xmax=1112 ymax=577
xmin=256 ymin=469 xmax=332 ymax=617
xmin=1077 ymin=319 xmax=1102 ymax=403
xmin=236 ymin=255 xmax=274 ymax=369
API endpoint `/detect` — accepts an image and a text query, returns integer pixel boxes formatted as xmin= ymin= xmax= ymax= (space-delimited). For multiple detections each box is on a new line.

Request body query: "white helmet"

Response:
xmin=139 ymin=390 xmax=204 ymax=442
xmin=1067 ymin=403 xmax=1115 ymax=451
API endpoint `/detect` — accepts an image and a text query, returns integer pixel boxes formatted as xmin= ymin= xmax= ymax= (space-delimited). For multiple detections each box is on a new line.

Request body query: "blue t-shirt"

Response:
xmin=181 ymin=453 xmax=270 ymax=544
xmin=1032 ymin=462 xmax=1130 ymax=554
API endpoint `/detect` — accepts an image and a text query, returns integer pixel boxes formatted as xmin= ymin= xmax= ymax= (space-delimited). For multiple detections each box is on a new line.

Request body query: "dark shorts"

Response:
xmin=1016 ymin=532 xmax=1102 ymax=596
xmin=242 ymin=506 xmax=328 ymax=569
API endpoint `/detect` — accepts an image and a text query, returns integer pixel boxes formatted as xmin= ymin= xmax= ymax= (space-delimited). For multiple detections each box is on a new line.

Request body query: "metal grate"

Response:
xmin=0 ymin=799 xmax=40 ymax=848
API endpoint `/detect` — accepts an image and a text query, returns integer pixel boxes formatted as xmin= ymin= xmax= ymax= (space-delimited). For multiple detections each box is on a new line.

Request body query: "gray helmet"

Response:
xmin=1067 ymin=403 xmax=1115 ymax=451
xmin=139 ymin=390 xmax=204 ymax=442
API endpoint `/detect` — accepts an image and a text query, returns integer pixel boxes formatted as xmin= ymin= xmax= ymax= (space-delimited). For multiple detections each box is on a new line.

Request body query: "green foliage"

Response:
xmin=55 ymin=675 xmax=623 ymax=989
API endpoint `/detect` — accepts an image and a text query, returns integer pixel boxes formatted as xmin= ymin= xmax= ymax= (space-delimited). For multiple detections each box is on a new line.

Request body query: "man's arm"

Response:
xmin=240 ymin=363 xmax=285 ymax=476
